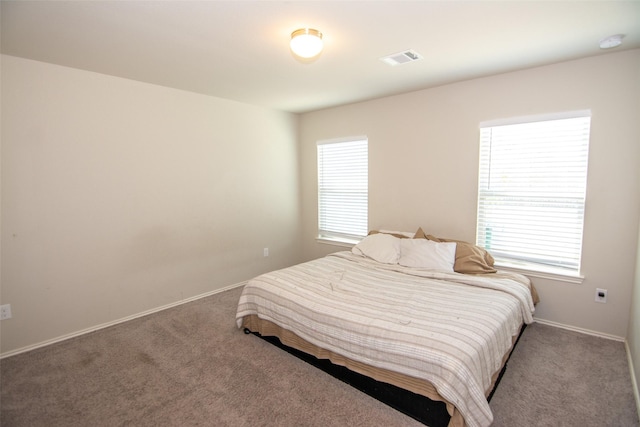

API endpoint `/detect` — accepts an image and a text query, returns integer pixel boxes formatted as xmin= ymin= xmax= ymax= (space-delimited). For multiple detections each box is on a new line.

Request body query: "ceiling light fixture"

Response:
xmin=599 ymin=34 xmax=625 ymax=49
xmin=290 ymin=28 xmax=323 ymax=59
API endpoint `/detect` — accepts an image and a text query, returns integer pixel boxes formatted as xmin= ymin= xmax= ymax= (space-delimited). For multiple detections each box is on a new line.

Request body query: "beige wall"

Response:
xmin=0 ymin=55 xmax=302 ymax=354
xmin=300 ymin=49 xmax=640 ymax=339
xmin=2 ymin=49 xmax=639 ymax=360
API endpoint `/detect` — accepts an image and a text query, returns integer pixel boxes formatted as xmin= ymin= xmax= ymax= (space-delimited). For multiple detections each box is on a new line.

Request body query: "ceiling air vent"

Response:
xmin=380 ymin=49 xmax=423 ymax=66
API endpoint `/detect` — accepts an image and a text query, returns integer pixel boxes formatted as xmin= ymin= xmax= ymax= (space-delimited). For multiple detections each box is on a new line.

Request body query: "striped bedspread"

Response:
xmin=236 ymin=251 xmax=535 ymax=427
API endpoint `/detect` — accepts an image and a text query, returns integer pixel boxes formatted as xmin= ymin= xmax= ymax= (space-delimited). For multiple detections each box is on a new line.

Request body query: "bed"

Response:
xmin=236 ymin=229 xmax=537 ymax=427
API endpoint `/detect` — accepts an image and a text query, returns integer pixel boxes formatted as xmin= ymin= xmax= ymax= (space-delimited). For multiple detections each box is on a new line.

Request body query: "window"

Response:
xmin=317 ymin=137 xmax=368 ymax=244
xmin=476 ymin=111 xmax=591 ymax=277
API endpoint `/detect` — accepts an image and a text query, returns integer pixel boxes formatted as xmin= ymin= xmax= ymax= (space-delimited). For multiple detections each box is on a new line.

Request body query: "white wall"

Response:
xmin=300 ymin=49 xmax=640 ymax=338
xmin=0 ymin=55 xmax=302 ymax=354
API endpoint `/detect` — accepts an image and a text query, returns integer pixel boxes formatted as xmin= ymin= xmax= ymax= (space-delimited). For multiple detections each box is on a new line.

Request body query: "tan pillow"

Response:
xmin=414 ymin=227 xmax=497 ymax=274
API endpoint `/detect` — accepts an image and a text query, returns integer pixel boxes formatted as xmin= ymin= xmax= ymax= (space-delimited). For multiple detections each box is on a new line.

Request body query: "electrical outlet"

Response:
xmin=263 ymin=247 xmax=269 ymax=257
xmin=595 ymin=288 xmax=607 ymax=303
xmin=0 ymin=304 xmax=12 ymax=320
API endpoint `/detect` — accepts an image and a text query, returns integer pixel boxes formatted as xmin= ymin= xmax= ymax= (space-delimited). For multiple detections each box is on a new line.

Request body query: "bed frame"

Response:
xmin=244 ymin=323 xmax=527 ymax=427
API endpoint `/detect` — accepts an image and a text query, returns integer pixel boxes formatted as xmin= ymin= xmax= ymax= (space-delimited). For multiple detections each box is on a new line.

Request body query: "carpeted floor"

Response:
xmin=1 ymin=286 xmax=638 ymax=427
xmin=490 ymin=319 xmax=639 ymax=427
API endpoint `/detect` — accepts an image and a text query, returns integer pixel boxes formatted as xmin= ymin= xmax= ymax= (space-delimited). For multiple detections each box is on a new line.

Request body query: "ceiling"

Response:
xmin=2 ymin=1 xmax=639 ymax=113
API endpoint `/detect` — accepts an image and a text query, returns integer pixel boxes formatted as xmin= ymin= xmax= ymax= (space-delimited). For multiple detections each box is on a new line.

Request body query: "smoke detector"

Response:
xmin=380 ymin=50 xmax=423 ymax=66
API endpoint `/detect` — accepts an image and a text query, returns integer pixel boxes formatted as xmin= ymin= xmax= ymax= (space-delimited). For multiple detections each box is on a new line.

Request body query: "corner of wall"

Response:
xmin=628 ymin=219 xmax=640 ymax=419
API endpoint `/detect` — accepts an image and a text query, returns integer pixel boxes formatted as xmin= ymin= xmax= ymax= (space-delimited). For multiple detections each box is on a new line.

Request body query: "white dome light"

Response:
xmin=290 ymin=28 xmax=323 ymax=58
xmin=599 ymin=34 xmax=624 ymax=49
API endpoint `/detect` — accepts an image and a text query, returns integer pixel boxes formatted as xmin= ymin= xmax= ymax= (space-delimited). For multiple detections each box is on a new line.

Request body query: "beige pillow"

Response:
xmin=414 ymin=227 xmax=497 ymax=274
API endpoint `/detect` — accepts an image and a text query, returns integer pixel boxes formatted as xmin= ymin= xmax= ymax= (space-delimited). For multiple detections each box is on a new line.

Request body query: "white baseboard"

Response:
xmin=0 ymin=281 xmax=247 ymax=360
xmin=533 ymin=317 xmax=625 ymax=342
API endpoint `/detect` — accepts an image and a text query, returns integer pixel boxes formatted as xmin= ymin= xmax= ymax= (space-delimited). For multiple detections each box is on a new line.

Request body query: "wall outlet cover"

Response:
xmin=0 ymin=304 xmax=12 ymax=320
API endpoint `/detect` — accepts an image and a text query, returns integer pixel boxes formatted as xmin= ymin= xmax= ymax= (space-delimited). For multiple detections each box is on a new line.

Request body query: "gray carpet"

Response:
xmin=1 ymin=286 xmax=638 ymax=427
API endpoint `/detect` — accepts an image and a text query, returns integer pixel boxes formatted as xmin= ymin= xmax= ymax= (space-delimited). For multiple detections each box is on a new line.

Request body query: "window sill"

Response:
xmin=494 ymin=259 xmax=584 ymax=284
xmin=316 ymin=235 xmax=360 ymax=248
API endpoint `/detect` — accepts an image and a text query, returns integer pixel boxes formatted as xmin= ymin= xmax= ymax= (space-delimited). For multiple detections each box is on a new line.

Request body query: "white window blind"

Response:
xmin=476 ymin=112 xmax=591 ymax=274
xmin=317 ymin=137 xmax=368 ymax=242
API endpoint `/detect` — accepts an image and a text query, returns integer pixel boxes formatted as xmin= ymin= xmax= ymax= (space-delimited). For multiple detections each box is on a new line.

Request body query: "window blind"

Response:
xmin=476 ymin=113 xmax=591 ymax=273
xmin=317 ymin=138 xmax=368 ymax=241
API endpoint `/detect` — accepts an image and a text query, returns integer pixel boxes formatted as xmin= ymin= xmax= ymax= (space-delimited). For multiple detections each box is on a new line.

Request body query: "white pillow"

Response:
xmin=398 ymin=239 xmax=457 ymax=271
xmin=352 ymin=233 xmax=401 ymax=264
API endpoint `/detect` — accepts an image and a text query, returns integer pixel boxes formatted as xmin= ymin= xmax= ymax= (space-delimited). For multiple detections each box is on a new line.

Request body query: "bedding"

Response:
xmin=413 ymin=228 xmax=497 ymax=274
xmin=398 ymin=238 xmax=457 ymax=270
xmin=236 ymin=250 xmax=536 ymax=427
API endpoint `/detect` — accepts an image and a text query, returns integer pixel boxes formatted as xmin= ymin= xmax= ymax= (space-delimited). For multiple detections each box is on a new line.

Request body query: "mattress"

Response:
xmin=236 ymin=251 xmax=536 ymax=427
